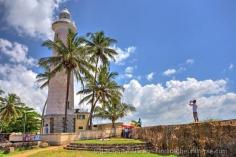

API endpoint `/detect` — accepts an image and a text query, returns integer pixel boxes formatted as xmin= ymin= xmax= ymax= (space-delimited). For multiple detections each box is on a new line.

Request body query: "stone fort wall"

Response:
xmin=132 ymin=119 xmax=236 ymax=157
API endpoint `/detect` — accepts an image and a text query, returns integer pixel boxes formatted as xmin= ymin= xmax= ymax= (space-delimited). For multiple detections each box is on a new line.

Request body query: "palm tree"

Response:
xmin=36 ymin=66 xmax=50 ymax=133
xmin=80 ymin=32 xmax=118 ymax=129
xmin=82 ymin=31 xmax=118 ymax=68
xmin=0 ymin=94 xmax=23 ymax=123
xmin=78 ymin=66 xmax=123 ymax=129
xmin=94 ymin=99 xmax=135 ymax=136
xmin=1 ymin=105 xmax=41 ymax=133
xmin=39 ymin=29 xmax=93 ymax=132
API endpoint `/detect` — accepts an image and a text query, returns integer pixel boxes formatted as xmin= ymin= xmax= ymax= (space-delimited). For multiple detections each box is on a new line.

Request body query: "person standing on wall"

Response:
xmin=189 ymin=100 xmax=199 ymax=122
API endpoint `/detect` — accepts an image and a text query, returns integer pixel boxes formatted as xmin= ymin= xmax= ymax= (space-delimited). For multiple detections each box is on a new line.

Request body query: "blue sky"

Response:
xmin=0 ymin=0 xmax=236 ymax=125
xmin=70 ymin=0 xmax=236 ymax=87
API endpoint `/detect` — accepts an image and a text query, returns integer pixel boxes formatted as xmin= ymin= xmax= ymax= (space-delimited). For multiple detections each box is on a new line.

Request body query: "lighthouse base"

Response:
xmin=43 ymin=114 xmax=76 ymax=133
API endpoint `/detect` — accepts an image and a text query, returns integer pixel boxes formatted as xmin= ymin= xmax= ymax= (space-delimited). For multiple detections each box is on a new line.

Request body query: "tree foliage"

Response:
xmin=78 ymin=31 xmax=118 ymax=129
xmin=94 ymin=99 xmax=135 ymax=134
xmin=0 ymin=90 xmax=41 ymax=133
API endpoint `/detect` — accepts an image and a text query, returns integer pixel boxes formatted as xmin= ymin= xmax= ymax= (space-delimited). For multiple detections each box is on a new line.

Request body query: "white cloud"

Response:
xmin=0 ymin=38 xmax=36 ymax=65
xmin=228 ymin=64 xmax=234 ymax=70
xmin=146 ymin=72 xmax=154 ymax=81
xmin=122 ymin=78 xmax=236 ymax=126
xmin=123 ymin=66 xmax=133 ymax=78
xmin=162 ymin=59 xmax=194 ymax=77
xmin=0 ymin=38 xmax=46 ymax=112
xmin=125 ymin=66 xmax=134 ymax=74
xmin=0 ymin=64 xmax=47 ymax=112
xmin=186 ymin=59 xmax=194 ymax=65
xmin=0 ymin=0 xmax=66 ymax=39
xmin=163 ymin=69 xmax=176 ymax=76
xmin=111 ymin=46 xmax=136 ymax=64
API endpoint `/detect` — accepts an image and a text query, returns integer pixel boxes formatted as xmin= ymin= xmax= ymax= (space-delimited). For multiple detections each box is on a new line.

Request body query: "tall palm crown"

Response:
xmin=36 ymin=66 xmax=51 ymax=89
xmin=78 ymin=66 xmax=123 ymax=105
xmin=39 ymin=30 xmax=93 ymax=84
xmin=78 ymin=66 xmax=123 ymax=129
xmin=0 ymin=94 xmax=23 ymax=123
xmin=39 ymin=29 xmax=93 ymax=132
xmin=82 ymin=31 xmax=118 ymax=65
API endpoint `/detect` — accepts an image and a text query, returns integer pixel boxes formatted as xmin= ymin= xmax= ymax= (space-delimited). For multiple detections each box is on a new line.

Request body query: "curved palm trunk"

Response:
xmin=87 ymin=97 xmax=100 ymax=130
xmin=64 ymin=70 xmax=71 ymax=133
xmin=40 ymin=98 xmax=47 ymax=134
xmin=87 ymin=58 xmax=99 ymax=130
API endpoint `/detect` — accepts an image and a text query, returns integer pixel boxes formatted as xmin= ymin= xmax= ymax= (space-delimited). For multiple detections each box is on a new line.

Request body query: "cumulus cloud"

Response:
xmin=162 ymin=59 xmax=195 ymax=77
xmin=121 ymin=78 xmax=236 ymax=126
xmin=0 ymin=64 xmax=47 ymax=112
xmin=186 ymin=59 xmax=194 ymax=65
xmin=111 ymin=46 xmax=136 ymax=64
xmin=163 ymin=69 xmax=176 ymax=77
xmin=124 ymin=66 xmax=134 ymax=78
xmin=0 ymin=38 xmax=46 ymax=112
xmin=0 ymin=38 xmax=36 ymax=65
xmin=125 ymin=66 xmax=134 ymax=74
xmin=146 ymin=72 xmax=154 ymax=81
xmin=0 ymin=0 xmax=66 ymax=39
xmin=228 ymin=63 xmax=234 ymax=70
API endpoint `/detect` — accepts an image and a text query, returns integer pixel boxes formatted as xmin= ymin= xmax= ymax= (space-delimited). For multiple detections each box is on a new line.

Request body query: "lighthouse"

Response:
xmin=43 ymin=9 xmax=76 ymax=133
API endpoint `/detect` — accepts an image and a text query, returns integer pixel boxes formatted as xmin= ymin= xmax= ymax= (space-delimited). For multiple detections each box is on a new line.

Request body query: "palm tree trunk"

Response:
xmin=112 ymin=119 xmax=116 ymax=137
xmin=88 ymin=58 xmax=99 ymax=130
xmin=40 ymin=98 xmax=47 ymax=134
xmin=86 ymin=97 xmax=100 ymax=130
xmin=64 ymin=70 xmax=71 ymax=133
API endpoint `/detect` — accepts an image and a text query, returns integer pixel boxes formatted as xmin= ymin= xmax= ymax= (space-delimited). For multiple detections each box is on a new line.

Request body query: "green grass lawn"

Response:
xmin=75 ymin=138 xmax=145 ymax=145
xmin=0 ymin=147 xmax=40 ymax=157
xmin=28 ymin=149 xmax=176 ymax=157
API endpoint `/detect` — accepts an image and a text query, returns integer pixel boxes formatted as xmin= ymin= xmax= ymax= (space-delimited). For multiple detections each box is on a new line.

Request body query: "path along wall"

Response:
xmin=132 ymin=119 xmax=236 ymax=157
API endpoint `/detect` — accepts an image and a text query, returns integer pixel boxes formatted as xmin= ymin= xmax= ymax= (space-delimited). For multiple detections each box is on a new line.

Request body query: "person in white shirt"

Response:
xmin=189 ymin=100 xmax=199 ymax=122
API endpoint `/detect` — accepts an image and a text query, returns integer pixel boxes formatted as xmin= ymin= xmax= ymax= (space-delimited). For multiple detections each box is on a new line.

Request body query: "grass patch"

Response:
xmin=75 ymin=138 xmax=145 ymax=145
xmin=28 ymin=149 xmax=176 ymax=157
xmin=0 ymin=147 xmax=39 ymax=157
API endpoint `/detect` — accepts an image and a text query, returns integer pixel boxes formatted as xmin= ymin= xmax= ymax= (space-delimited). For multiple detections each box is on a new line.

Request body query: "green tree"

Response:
xmin=80 ymin=32 xmax=118 ymax=129
xmin=0 ymin=94 xmax=23 ymax=123
xmin=94 ymin=99 xmax=135 ymax=136
xmin=2 ymin=106 xmax=41 ymax=133
xmin=78 ymin=66 xmax=123 ymax=129
xmin=131 ymin=118 xmax=142 ymax=127
xmin=39 ymin=29 xmax=93 ymax=132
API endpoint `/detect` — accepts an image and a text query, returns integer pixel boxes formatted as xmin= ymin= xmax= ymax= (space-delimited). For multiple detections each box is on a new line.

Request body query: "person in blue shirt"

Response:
xmin=45 ymin=124 xmax=49 ymax=134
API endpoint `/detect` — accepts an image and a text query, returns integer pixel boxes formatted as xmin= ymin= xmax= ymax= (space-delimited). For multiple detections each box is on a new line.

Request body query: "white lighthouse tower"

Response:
xmin=43 ymin=9 xmax=76 ymax=133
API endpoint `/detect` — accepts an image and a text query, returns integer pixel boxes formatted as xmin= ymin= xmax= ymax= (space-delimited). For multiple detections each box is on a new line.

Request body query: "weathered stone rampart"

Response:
xmin=132 ymin=119 xmax=236 ymax=157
